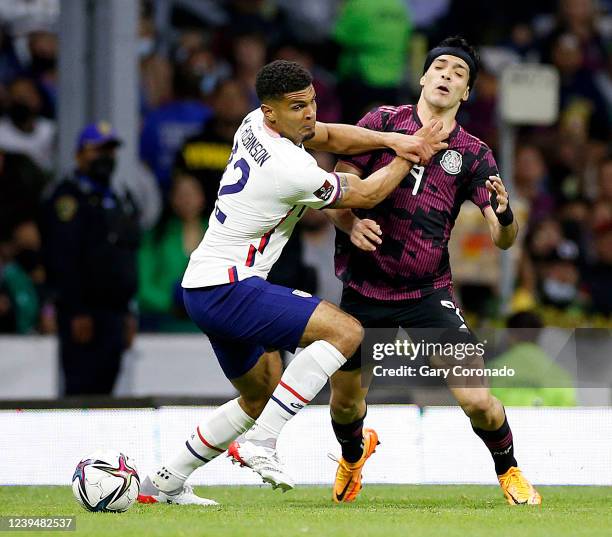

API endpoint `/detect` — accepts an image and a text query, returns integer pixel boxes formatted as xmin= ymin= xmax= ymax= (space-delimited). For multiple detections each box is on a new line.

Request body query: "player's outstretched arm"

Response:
xmin=329 ymin=120 xmax=446 ymax=210
xmin=483 ymin=175 xmax=519 ymax=249
xmin=329 ymin=159 xmax=410 ymax=209
xmin=305 ymin=122 xmax=441 ymax=164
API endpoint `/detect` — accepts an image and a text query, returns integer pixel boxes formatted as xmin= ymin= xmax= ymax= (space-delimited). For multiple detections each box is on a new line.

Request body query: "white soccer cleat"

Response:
xmin=137 ymin=476 xmax=219 ymax=506
xmin=228 ymin=440 xmax=295 ymax=491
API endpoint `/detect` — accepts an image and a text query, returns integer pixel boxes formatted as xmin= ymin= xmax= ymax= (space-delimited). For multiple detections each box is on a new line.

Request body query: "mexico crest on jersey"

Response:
xmin=440 ymin=150 xmax=462 ymax=175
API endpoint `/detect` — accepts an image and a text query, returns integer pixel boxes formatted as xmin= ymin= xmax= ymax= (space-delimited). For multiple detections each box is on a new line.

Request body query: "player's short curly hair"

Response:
xmin=255 ymin=60 xmax=313 ymax=102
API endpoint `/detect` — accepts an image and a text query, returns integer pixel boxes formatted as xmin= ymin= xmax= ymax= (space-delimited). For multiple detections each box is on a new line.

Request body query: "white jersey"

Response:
xmin=182 ymin=109 xmax=341 ymax=288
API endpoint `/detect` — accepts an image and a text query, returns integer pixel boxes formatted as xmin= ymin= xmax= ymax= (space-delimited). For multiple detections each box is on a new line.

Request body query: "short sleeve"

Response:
xmin=337 ymin=107 xmax=383 ymax=172
xmin=278 ymin=158 xmax=341 ymax=210
xmin=468 ymin=146 xmax=499 ymax=212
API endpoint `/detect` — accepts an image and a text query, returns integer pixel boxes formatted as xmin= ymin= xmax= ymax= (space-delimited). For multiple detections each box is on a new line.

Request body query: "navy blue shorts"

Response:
xmin=183 ymin=277 xmax=321 ymax=379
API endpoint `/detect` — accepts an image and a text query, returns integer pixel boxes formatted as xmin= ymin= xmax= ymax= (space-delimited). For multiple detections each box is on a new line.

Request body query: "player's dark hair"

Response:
xmin=425 ymin=36 xmax=480 ymax=89
xmin=255 ymin=60 xmax=312 ymax=102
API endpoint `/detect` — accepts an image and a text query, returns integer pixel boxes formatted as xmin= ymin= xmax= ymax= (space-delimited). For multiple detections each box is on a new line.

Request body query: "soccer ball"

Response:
xmin=71 ymin=450 xmax=140 ymax=512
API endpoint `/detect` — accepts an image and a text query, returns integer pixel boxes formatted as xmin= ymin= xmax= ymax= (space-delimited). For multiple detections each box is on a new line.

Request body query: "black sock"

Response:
xmin=473 ymin=415 xmax=517 ymax=475
xmin=331 ymin=410 xmax=366 ymax=463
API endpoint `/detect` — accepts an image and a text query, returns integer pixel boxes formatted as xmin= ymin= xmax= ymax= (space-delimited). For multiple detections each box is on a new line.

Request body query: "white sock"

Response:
xmin=244 ymin=340 xmax=346 ymax=446
xmin=153 ymin=398 xmax=254 ymax=493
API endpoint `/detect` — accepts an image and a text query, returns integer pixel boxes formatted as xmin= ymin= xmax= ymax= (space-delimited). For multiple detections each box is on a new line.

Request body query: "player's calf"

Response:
xmin=329 ymin=368 xmax=368 ymax=424
xmin=458 ymin=388 xmax=502 ymax=430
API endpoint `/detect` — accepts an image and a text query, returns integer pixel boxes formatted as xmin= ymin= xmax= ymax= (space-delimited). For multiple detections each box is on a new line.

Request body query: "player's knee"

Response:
xmin=326 ymin=316 xmax=364 ymax=357
xmin=461 ymin=391 xmax=494 ymax=419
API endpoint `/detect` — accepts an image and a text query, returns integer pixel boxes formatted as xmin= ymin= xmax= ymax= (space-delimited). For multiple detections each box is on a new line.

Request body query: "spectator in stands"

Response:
xmin=138 ymin=173 xmax=207 ymax=332
xmin=334 ymin=0 xmax=412 ymax=123
xmin=584 ymin=219 xmax=612 ymax=315
xmin=0 ymin=148 xmax=48 ymax=328
xmin=0 ymin=77 xmax=55 ymax=172
xmin=517 ymin=219 xmax=589 ymax=312
xmin=539 ymin=0 xmax=608 ymax=72
xmin=0 ymin=27 xmax=21 ymax=85
xmin=526 ymin=218 xmax=564 ymax=261
xmin=598 ymin=158 xmax=612 ymax=204
xmin=12 ymin=219 xmax=45 ymax=292
xmin=190 ymin=47 xmax=232 ymax=98
xmin=275 ymin=0 xmax=339 ymax=44
xmin=0 ymin=148 xmax=48 ymax=234
xmin=222 ymin=0 xmax=282 ymax=44
xmin=140 ymin=63 xmax=212 ymax=195
xmin=25 ymin=30 xmax=58 ymax=118
xmin=0 ymin=222 xmax=39 ymax=334
xmin=591 ymin=199 xmax=612 ymax=230
xmin=41 ymin=122 xmax=141 ymax=395
xmin=231 ymin=32 xmax=268 ymax=109
xmin=539 ymin=242 xmax=588 ymax=312
xmin=552 ymin=33 xmax=609 ymax=144
xmin=174 ymin=78 xmax=250 ymax=216
xmin=582 ymin=157 xmax=612 ymax=235
xmin=140 ymin=53 xmax=173 ymax=116
xmin=548 ymin=136 xmax=586 ymax=206
xmin=488 ymin=311 xmax=577 ymax=406
xmin=594 ymin=49 xmax=612 ymax=119
xmin=274 ymin=42 xmax=341 ymax=123
xmin=433 ymin=0 xmax=553 ymax=46
xmin=514 ymin=145 xmax=555 ymax=224
xmin=139 ymin=15 xmax=172 ymax=116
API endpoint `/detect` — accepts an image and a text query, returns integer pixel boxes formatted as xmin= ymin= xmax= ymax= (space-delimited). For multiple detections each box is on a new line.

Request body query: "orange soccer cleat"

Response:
xmin=331 ymin=428 xmax=379 ymax=503
xmin=498 ymin=466 xmax=542 ymax=505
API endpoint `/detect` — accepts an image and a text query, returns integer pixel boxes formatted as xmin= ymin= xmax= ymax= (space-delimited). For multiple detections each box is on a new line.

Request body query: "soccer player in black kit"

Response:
xmin=325 ymin=37 xmax=542 ymax=505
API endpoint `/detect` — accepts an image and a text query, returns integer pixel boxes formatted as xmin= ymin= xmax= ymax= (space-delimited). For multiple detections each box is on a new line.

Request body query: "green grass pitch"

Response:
xmin=0 ymin=485 xmax=610 ymax=537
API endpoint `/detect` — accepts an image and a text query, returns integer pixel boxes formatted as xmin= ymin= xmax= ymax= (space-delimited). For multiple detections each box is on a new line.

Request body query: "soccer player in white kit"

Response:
xmin=138 ymin=60 xmax=447 ymax=505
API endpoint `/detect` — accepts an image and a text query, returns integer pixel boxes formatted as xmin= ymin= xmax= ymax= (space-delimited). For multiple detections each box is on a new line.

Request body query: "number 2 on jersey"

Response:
xmin=215 ymin=141 xmax=270 ymax=268
xmin=214 ymin=143 xmax=251 ymax=224
xmin=219 ymin=142 xmax=251 ymax=196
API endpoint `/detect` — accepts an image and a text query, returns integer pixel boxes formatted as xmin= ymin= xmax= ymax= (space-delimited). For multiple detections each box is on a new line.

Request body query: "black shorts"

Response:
xmin=339 ymin=286 xmax=479 ymax=372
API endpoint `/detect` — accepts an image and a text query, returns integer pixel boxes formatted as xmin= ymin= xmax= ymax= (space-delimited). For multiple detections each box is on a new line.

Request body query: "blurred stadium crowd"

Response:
xmin=0 ymin=0 xmax=611 ymax=337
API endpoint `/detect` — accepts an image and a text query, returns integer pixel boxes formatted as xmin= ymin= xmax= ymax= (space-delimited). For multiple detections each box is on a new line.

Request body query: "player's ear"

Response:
xmin=419 ymin=75 xmax=426 ymax=88
xmin=261 ymin=103 xmax=276 ymax=123
xmin=462 ymin=87 xmax=470 ymax=102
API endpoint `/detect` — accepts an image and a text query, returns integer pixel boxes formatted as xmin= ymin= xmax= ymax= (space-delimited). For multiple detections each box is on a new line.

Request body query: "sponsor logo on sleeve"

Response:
xmin=313 ymin=179 xmax=334 ymax=201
